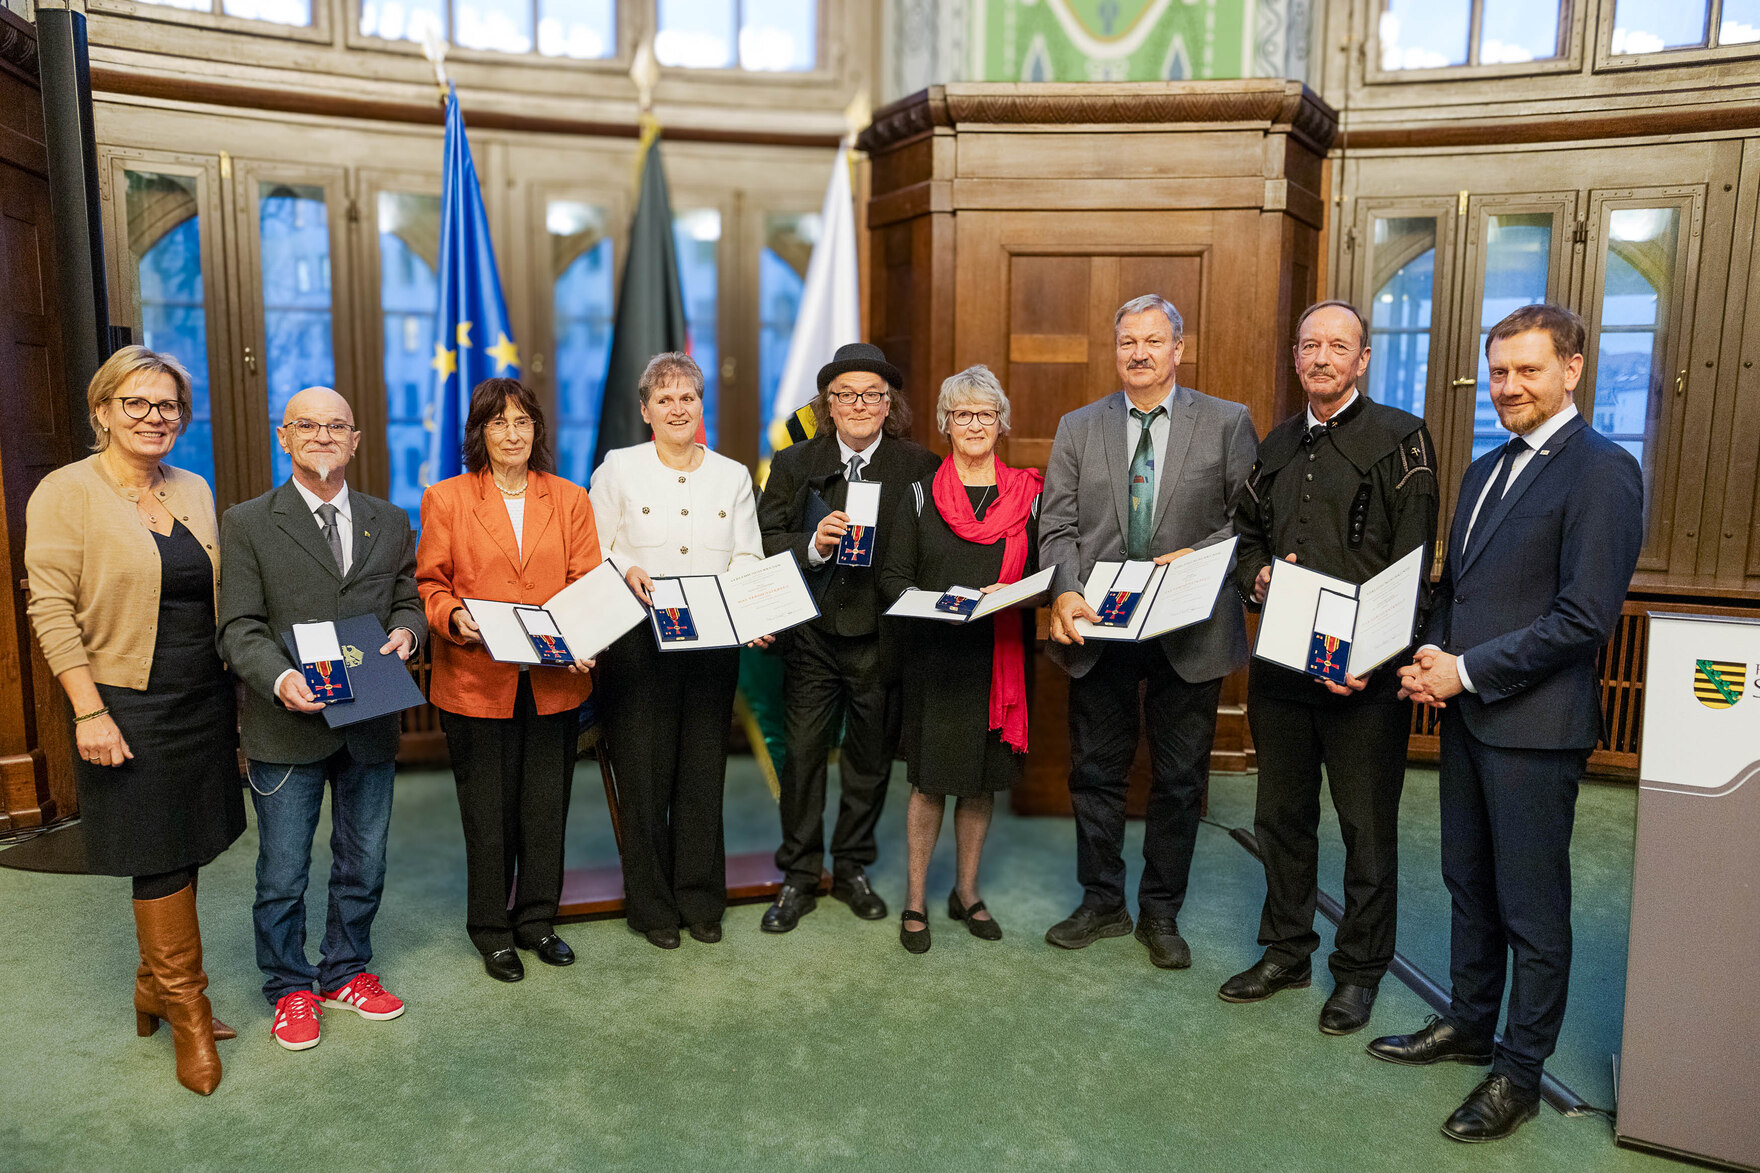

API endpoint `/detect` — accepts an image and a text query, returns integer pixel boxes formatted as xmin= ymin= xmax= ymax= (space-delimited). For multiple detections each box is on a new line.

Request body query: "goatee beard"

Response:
xmin=310 ymin=461 xmax=334 ymax=481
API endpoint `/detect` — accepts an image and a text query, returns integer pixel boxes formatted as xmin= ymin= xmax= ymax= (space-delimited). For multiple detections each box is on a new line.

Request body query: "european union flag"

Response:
xmin=424 ymin=82 xmax=519 ymax=487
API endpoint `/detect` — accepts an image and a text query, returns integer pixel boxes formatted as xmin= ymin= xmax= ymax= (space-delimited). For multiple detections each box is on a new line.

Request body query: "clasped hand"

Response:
xmin=1398 ymin=646 xmax=1462 ymax=708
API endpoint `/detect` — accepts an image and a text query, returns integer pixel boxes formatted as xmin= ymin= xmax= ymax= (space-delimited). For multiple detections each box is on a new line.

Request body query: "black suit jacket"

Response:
xmin=217 ymin=482 xmax=427 ymax=766
xmin=1430 ymin=414 xmax=1643 ymax=750
xmin=759 ymin=432 xmax=939 ymax=638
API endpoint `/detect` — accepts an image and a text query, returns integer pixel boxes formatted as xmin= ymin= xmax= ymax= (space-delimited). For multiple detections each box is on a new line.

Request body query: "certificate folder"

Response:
xmin=464 ymin=561 xmax=649 ymax=666
xmin=649 ymin=551 xmax=821 ymax=652
xmin=1069 ymin=537 xmax=1239 ymax=643
xmin=279 ymin=614 xmax=427 ymax=729
xmin=1253 ymin=544 xmax=1426 ymax=680
xmin=885 ymin=566 xmax=1057 ymax=624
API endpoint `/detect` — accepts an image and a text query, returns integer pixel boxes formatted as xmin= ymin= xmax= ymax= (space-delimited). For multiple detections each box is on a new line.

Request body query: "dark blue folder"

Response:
xmin=280 ymin=614 xmax=428 ymax=729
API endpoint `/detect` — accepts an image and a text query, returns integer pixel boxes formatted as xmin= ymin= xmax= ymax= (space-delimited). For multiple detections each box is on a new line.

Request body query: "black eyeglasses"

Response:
xmin=949 ymin=410 xmax=999 ymax=428
xmin=829 ymin=390 xmax=887 ymax=406
xmin=113 ymin=396 xmax=184 ymax=422
xmin=283 ymin=419 xmax=360 ymax=439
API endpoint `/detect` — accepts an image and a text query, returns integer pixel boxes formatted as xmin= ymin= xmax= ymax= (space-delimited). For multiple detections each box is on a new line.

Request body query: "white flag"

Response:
xmin=765 ymin=145 xmax=860 ymax=457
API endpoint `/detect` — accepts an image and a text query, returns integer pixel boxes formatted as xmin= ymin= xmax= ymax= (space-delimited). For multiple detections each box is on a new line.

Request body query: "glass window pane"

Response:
xmin=378 ymin=192 xmax=441 ymax=530
xmin=674 ymin=209 xmax=721 ymax=448
xmin=656 ymin=0 xmax=736 ymax=68
xmin=1379 ymin=0 xmax=1469 ymax=69
xmin=1367 ymin=216 xmax=1437 ymax=420
xmin=259 ymin=182 xmax=336 ymax=486
xmin=759 ymin=212 xmax=818 ymax=458
xmin=220 ymin=0 xmax=310 ymax=24
xmin=550 ymin=201 xmax=614 ymax=486
xmin=360 ymin=0 xmax=445 ymax=42
xmin=456 ymin=0 xmax=533 ymax=53
xmin=741 ymin=0 xmax=815 ymax=71
xmin=538 ymin=0 xmax=614 ymax=58
xmin=1479 ymin=0 xmax=1562 ymax=63
xmin=1595 ymin=207 xmax=1679 ymax=505
xmin=1473 ymin=213 xmax=1553 ymax=458
xmin=125 ymin=171 xmax=215 ymax=490
xmin=1612 ymin=0 xmax=1710 ymax=54
xmin=1722 ymin=0 xmax=1760 ymax=44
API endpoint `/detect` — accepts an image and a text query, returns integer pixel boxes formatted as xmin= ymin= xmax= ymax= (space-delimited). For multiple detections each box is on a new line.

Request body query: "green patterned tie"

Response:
xmin=1127 ymin=406 xmax=1164 ymax=560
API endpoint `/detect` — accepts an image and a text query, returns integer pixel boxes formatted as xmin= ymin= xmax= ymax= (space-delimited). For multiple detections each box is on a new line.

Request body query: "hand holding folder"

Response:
xmin=279 ymin=615 xmax=428 ymax=729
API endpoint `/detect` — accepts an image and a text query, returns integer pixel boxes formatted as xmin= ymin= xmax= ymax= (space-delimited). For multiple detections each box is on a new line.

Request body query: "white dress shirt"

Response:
xmin=1123 ymin=387 xmax=1175 ymax=528
xmin=589 ymin=443 xmax=764 ymax=577
xmin=1426 ymin=401 xmax=1580 ymax=695
xmin=504 ymin=495 xmax=526 ymax=559
xmin=291 ymin=477 xmax=352 ymax=574
xmin=806 ymin=433 xmax=884 ymax=567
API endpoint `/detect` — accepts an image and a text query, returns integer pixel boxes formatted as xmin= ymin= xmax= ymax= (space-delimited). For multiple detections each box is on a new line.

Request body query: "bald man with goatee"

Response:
xmin=217 ymin=388 xmax=426 ymax=1054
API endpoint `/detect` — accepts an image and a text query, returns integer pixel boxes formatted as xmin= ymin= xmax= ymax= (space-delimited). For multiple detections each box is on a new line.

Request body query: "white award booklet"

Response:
xmin=1252 ymin=544 xmax=1426 ymax=679
xmin=649 ymin=551 xmax=821 ymax=651
xmin=463 ymin=560 xmax=648 ymax=665
xmin=1070 ymin=536 xmax=1239 ymax=643
xmin=885 ymin=565 xmax=1057 ymax=624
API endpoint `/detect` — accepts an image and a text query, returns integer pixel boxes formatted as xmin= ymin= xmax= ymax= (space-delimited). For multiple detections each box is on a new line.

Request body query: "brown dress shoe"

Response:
xmin=133 ymin=886 xmax=221 ymax=1095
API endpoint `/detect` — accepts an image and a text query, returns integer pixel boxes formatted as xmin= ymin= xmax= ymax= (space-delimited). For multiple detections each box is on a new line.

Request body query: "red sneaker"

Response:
xmin=320 ymin=972 xmax=405 ymax=1021
xmin=271 ymin=990 xmax=323 ymax=1051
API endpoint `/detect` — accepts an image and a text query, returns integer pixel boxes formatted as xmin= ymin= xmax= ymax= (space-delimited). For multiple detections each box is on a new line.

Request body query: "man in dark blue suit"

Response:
xmin=1368 ymin=304 xmax=1643 ymax=1142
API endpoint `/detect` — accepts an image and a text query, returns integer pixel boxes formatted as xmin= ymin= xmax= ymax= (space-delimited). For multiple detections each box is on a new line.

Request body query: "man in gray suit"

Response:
xmin=217 ymin=387 xmax=426 ymax=1052
xmin=1040 ymin=294 xmax=1258 ymax=969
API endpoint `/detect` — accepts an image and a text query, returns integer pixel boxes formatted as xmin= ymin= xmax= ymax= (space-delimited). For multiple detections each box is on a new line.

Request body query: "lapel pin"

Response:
xmin=1539 ymin=451 xmax=1549 ymax=456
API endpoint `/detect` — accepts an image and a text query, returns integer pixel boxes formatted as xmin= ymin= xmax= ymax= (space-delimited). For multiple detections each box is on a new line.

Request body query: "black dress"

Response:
xmin=76 ymin=520 xmax=244 ymax=877
xmin=880 ymin=482 xmax=1039 ymax=797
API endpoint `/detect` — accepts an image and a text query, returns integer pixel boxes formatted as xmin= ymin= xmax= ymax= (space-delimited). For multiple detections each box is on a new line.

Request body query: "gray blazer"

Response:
xmin=217 ymin=481 xmax=427 ymax=766
xmin=1040 ymin=386 xmax=1258 ymax=681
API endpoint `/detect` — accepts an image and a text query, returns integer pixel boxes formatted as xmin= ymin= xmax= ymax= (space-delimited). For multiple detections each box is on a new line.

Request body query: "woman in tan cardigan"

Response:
xmin=24 ymin=346 xmax=245 ymax=1096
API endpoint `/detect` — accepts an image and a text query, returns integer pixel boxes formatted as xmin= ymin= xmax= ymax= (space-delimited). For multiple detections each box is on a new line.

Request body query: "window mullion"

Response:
xmin=1467 ymin=0 xmax=1486 ymax=66
xmin=1709 ymin=0 xmax=1725 ymax=48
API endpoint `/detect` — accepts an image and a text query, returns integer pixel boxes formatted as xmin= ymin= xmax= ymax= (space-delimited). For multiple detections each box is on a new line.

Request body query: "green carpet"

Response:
xmin=0 ymin=761 xmax=1673 ymax=1172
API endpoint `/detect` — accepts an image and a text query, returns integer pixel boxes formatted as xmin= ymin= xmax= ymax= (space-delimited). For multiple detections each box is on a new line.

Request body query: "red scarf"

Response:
xmin=931 ymin=455 xmax=1044 ymax=753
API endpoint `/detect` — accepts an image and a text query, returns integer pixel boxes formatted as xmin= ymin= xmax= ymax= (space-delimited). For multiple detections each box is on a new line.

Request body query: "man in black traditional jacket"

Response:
xmin=1222 ymin=301 xmax=1438 ymax=1035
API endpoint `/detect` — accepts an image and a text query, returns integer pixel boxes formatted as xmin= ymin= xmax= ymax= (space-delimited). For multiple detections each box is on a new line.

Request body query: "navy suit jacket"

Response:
xmin=1430 ymin=413 xmax=1643 ymax=750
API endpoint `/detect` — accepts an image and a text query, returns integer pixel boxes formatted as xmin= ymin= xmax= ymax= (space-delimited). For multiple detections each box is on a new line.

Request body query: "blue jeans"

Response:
xmin=247 ymin=749 xmax=395 ymax=1006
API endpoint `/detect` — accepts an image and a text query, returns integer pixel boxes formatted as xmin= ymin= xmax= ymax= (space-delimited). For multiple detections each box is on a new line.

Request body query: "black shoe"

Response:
xmin=1044 ymin=904 xmax=1133 ymax=949
xmin=760 ymin=884 xmax=818 ymax=934
xmin=1442 ymin=1074 xmax=1540 ymax=1142
xmin=1218 ymin=954 xmax=1310 ymax=1001
xmin=523 ymin=934 xmax=575 ymax=967
xmin=688 ymin=922 xmax=722 ymax=944
xmin=642 ymin=927 xmax=680 ymax=950
xmin=832 ymin=870 xmax=888 ymax=921
xmin=1319 ymin=983 xmax=1377 ymax=1035
xmin=947 ymin=891 xmax=1003 ymax=941
xmin=483 ymin=948 xmax=525 ymax=982
xmin=1366 ymin=1015 xmax=1496 ymax=1066
xmin=900 ymin=909 xmax=931 ymax=954
xmin=1134 ymin=916 xmax=1192 ymax=969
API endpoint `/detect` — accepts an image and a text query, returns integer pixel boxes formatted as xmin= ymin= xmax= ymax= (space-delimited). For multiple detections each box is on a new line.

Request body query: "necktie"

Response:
xmin=846 ymin=454 xmax=864 ymax=482
xmin=1127 ymin=407 xmax=1164 ymax=560
xmin=316 ymin=502 xmax=345 ymax=572
xmin=1465 ymin=436 xmax=1528 ymax=558
xmin=1303 ymin=422 xmax=1329 ymax=447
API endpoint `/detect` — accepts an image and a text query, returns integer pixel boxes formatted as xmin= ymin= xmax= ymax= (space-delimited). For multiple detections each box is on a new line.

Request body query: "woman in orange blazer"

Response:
xmin=416 ymin=377 xmax=600 ymax=983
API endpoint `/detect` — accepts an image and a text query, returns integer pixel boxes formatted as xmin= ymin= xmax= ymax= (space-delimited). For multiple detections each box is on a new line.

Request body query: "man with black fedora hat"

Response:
xmin=758 ymin=342 xmax=939 ymax=932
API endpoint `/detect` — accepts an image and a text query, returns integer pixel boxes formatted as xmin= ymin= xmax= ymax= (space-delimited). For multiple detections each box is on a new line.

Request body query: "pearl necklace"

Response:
xmin=495 ymin=478 xmax=529 ymax=497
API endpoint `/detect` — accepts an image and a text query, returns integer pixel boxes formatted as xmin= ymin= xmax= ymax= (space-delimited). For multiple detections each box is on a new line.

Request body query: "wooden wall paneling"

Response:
xmin=1728 ymin=143 xmax=1760 ymax=583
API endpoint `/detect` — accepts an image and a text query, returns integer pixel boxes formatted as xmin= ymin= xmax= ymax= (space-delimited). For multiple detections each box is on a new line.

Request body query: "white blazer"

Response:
xmin=588 ymin=443 xmax=764 ymax=577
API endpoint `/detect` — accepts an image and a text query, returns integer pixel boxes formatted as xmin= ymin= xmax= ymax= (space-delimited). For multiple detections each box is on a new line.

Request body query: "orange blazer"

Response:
xmin=417 ymin=469 xmax=601 ymax=719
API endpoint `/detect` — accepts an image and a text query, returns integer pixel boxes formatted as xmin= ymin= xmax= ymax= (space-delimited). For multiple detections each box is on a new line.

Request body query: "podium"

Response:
xmin=1617 ymin=613 xmax=1760 ymax=1171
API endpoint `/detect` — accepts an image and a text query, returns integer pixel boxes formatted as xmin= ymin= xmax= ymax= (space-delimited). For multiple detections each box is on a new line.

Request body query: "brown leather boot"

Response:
xmin=135 ymin=956 xmax=236 ymax=1040
xmin=133 ymin=885 xmax=222 ymax=1095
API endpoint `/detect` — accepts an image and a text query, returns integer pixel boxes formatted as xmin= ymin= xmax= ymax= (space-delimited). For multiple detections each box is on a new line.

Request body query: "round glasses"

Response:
xmin=283 ymin=419 xmax=359 ymax=439
xmin=949 ymin=409 xmax=999 ymax=428
xmin=113 ymin=396 xmax=184 ymax=422
xmin=829 ymin=390 xmax=887 ymax=406
xmin=485 ymin=418 xmax=535 ymax=436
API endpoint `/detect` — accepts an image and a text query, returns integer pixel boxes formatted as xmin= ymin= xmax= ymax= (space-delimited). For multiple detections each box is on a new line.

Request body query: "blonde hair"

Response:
xmin=87 ymin=345 xmax=194 ymax=453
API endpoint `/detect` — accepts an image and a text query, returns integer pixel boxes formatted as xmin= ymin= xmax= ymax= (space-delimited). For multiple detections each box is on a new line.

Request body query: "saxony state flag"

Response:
xmin=1692 ymin=659 xmax=1746 ymax=709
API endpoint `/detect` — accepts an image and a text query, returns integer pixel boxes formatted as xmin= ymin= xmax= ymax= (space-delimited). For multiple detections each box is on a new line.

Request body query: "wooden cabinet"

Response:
xmin=858 ymin=82 xmax=1336 ymax=814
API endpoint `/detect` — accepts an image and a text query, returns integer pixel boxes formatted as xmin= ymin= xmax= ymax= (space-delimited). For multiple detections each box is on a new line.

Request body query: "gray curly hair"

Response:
xmin=935 ymin=364 xmax=1011 ymax=434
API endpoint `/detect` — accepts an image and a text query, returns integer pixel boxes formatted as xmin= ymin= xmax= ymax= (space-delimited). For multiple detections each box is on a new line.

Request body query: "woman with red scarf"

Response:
xmin=879 ymin=365 xmax=1043 ymax=954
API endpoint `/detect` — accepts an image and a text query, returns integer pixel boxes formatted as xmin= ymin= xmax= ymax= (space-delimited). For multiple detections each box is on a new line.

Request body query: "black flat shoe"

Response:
xmin=523 ymin=934 xmax=575 ymax=967
xmin=1044 ymin=904 xmax=1133 ymax=949
xmin=688 ymin=922 xmax=722 ymax=944
xmin=1319 ymin=983 xmax=1377 ymax=1035
xmin=947 ymin=892 xmax=1002 ymax=940
xmin=1366 ymin=1015 xmax=1495 ymax=1066
xmin=483 ymin=948 xmax=525 ymax=982
xmin=832 ymin=870 xmax=888 ymax=921
xmin=1218 ymin=955 xmax=1310 ymax=1002
xmin=1134 ymin=916 xmax=1192 ymax=969
xmin=760 ymin=884 xmax=817 ymax=934
xmin=1442 ymin=1074 xmax=1540 ymax=1142
xmin=642 ymin=927 xmax=681 ymax=950
xmin=900 ymin=909 xmax=931 ymax=954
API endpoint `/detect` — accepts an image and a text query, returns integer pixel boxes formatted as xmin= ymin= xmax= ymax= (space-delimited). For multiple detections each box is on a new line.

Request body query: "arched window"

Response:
xmin=1367 ymin=217 xmax=1437 ymax=419
xmin=137 ymin=214 xmax=217 ymax=488
xmin=377 ymin=193 xmax=441 ymax=524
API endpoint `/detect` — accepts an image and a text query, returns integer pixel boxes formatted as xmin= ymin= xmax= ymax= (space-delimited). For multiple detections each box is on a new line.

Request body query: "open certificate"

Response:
xmin=1253 ymin=544 xmax=1427 ymax=681
xmin=463 ymin=561 xmax=649 ymax=665
xmin=1070 ymin=537 xmax=1239 ymax=642
xmin=885 ymin=565 xmax=1057 ymax=624
xmin=649 ymin=551 xmax=821 ymax=651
